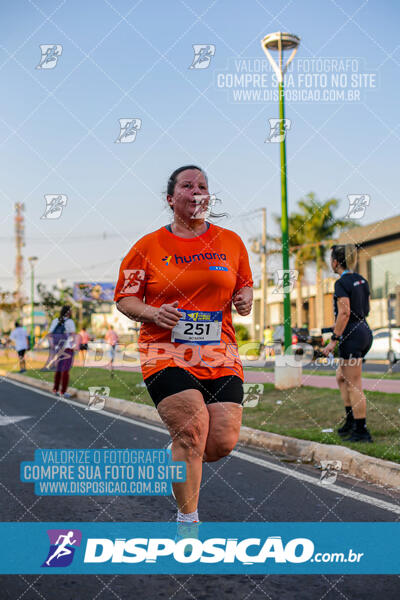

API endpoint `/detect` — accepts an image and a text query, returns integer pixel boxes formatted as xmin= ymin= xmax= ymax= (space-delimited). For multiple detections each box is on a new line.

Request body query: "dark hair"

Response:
xmin=166 ymin=165 xmax=228 ymax=219
xmin=331 ymin=244 xmax=357 ymax=271
xmin=15 ymin=321 xmax=20 ymax=327
xmin=58 ymin=305 xmax=71 ymax=323
xmin=167 ymin=165 xmax=206 ymax=196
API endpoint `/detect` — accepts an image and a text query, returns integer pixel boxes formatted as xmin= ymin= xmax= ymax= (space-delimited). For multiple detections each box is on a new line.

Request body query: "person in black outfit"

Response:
xmin=322 ymin=244 xmax=373 ymax=442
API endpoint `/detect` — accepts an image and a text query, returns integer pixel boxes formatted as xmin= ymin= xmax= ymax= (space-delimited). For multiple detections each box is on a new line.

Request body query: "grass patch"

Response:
xmin=242 ymin=383 xmax=400 ymax=463
xmin=237 ymin=340 xmax=260 ymax=357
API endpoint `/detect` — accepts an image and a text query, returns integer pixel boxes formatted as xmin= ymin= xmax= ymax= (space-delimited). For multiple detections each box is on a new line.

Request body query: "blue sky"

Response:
xmin=0 ymin=0 xmax=399 ymax=295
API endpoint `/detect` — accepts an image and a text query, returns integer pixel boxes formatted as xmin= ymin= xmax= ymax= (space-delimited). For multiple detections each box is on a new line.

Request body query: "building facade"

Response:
xmin=338 ymin=214 xmax=400 ymax=329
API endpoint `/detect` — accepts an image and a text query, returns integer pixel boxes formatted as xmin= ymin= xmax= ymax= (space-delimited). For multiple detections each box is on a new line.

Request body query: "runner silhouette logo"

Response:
xmin=42 ymin=529 xmax=82 ymax=567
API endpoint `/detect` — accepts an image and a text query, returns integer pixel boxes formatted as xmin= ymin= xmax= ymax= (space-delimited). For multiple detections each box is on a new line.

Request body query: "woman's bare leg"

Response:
xmin=157 ymin=389 xmax=209 ymax=514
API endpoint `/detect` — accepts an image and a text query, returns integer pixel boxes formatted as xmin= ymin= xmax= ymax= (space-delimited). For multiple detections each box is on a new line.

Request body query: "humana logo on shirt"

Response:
xmin=162 ymin=252 xmax=227 ymax=265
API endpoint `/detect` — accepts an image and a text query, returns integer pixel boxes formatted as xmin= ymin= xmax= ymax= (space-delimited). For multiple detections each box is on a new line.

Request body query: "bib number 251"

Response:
xmin=184 ymin=323 xmax=211 ymax=336
xmin=171 ymin=309 xmax=222 ymax=345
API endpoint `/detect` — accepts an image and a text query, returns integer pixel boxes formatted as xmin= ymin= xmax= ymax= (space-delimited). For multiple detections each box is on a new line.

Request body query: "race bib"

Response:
xmin=171 ymin=310 xmax=222 ymax=345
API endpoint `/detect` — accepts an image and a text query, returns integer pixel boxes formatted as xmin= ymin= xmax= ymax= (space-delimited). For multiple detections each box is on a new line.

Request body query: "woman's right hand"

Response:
xmin=153 ymin=301 xmax=182 ymax=330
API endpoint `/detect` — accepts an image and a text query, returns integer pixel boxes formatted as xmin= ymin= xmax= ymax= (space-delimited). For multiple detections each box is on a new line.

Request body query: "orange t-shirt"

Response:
xmin=114 ymin=223 xmax=253 ymax=381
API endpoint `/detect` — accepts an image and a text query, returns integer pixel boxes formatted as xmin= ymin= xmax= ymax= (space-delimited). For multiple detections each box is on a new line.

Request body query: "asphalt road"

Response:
xmin=1 ymin=379 xmax=399 ymax=599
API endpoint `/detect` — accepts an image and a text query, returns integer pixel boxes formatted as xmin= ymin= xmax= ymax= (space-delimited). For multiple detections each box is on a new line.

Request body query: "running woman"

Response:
xmin=114 ymin=165 xmax=253 ymax=525
xmin=322 ymin=244 xmax=373 ymax=442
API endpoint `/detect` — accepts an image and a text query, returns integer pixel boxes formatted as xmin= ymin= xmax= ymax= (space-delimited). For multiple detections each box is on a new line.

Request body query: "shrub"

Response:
xmin=234 ymin=324 xmax=250 ymax=341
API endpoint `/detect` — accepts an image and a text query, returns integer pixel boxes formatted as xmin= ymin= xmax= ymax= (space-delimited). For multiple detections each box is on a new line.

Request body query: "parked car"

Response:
xmin=272 ymin=326 xmax=323 ymax=359
xmin=365 ymin=328 xmax=400 ymax=364
xmin=273 ymin=326 xmax=308 ymax=345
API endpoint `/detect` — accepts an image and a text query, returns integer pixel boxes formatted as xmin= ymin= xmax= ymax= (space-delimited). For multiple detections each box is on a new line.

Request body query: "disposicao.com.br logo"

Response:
xmin=82 ymin=535 xmax=362 ymax=565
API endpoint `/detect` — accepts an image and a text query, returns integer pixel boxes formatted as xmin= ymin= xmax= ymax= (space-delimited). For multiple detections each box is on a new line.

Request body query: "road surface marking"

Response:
xmin=0 ymin=415 xmax=32 ymax=426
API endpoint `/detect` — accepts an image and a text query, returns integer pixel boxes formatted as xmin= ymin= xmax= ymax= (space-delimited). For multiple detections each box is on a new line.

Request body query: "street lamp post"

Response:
xmin=261 ymin=32 xmax=300 ymax=351
xmin=28 ymin=257 xmax=38 ymax=349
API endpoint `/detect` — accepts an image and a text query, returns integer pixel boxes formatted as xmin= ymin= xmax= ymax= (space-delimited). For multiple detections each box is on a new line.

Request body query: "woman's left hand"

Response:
xmin=233 ymin=287 xmax=253 ymax=316
xmin=321 ymin=341 xmax=337 ymax=356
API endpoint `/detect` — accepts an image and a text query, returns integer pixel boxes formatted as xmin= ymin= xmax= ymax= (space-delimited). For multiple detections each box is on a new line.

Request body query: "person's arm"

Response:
xmin=333 ymin=297 xmax=351 ymax=337
xmin=232 ymin=237 xmax=253 ymax=316
xmin=233 ymin=286 xmax=253 ymax=316
xmin=115 ymin=238 xmax=182 ymax=331
xmin=322 ymin=297 xmax=351 ymax=355
xmin=48 ymin=319 xmax=57 ymax=335
xmin=117 ymin=297 xmax=181 ymax=330
xmin=65 ymin=319 xmax=78 ymax=350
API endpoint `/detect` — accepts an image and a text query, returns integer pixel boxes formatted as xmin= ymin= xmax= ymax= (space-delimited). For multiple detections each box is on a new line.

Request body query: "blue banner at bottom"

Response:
xmin=0 ymin=522 xmax=398 ymax=574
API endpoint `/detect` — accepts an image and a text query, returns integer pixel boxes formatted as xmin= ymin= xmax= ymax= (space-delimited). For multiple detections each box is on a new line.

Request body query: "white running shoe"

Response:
xmin=175 ymin=521 xmax=201 ymax=557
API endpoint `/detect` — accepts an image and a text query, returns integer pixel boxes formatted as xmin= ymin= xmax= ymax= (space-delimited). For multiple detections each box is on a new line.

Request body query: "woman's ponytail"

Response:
xmin=331 ymin=244 xmax=358 ymax=271
xmin=344 ymin=244 xmax=357 ymax=271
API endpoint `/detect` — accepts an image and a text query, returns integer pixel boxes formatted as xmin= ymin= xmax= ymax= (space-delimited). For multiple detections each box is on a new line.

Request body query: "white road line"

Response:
xmin=1 ymin=378 xmax=168 ymax=435
xmin=231 ymin=450 xmax=400 ymax=515
xmin=0 ymin=415 xmax=32 ymax=426
xmin=4 ymin=377 xmax=400 ymax=515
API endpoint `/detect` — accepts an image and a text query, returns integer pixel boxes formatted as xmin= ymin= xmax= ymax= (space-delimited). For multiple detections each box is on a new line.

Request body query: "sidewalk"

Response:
xmin=244 ymin=370 xmax=400 ymax=394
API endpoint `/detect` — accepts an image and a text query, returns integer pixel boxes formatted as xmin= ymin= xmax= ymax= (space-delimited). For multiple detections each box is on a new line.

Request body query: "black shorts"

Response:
xmin=79 ymin=343 xmax=88 ymax=351
xmin=17 ymin=349 xmax=26 ymax=358
xmin=144 ymin=367 xmax=244 ymax=408
xmin=339 ymin=320 xmax=373 ymax=360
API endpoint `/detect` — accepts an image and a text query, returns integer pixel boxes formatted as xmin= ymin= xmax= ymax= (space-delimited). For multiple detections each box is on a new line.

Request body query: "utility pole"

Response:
xmin=250 ymin=208 xmax=268 ymax=343
xmin=28 ymin=257 xmax=38 ymax=348
xmin=79 ymin=300 xmax=83 ymax=331
xmin=15 ymin=203 xmax=25 ymax=314
xmin=260 ymin=208 xmax=267 ymax=343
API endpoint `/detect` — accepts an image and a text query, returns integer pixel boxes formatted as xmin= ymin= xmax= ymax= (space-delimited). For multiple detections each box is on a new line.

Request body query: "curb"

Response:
xmin=3 ymin=371 xmax=400 ymax=490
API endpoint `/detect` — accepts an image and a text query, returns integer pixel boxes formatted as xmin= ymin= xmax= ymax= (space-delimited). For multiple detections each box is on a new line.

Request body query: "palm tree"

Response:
xmin=293 ymin=193 xmax=352 ymax=329
xmin=274 ymin=193 xmax=354 ymax=329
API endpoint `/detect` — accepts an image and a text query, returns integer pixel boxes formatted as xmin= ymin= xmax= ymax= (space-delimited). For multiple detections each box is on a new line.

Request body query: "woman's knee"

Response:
xmin=204 ymin=431 xmax=239 ymax=462
xmin=342 ymin=368 xmax=362 ymax=387
xmin=336 ymin=370 xmax=345 ymax=385
xmin=174 ymin=421 xmax=207 ymax=455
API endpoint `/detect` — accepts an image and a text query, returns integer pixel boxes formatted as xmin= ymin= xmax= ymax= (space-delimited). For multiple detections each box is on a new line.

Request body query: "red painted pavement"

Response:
xmin=243 ymin=370 xmax=400 ymax=394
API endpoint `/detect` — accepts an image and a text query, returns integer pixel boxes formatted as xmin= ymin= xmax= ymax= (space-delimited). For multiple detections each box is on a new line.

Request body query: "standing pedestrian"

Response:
xmin=322 ymin=245 xmax=373 ymax=442
xmin=105 ymin=325 xmax=119 ymax=375
xmin=78 ymin=326 xmax=90 ymax=366
xmin=263 ymin=326 xmax=274 ymax=358
xmin=48 ymin=305 xmax=76 ymax=398
xmin=9 ymin=321 xmax=29 ymax=372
